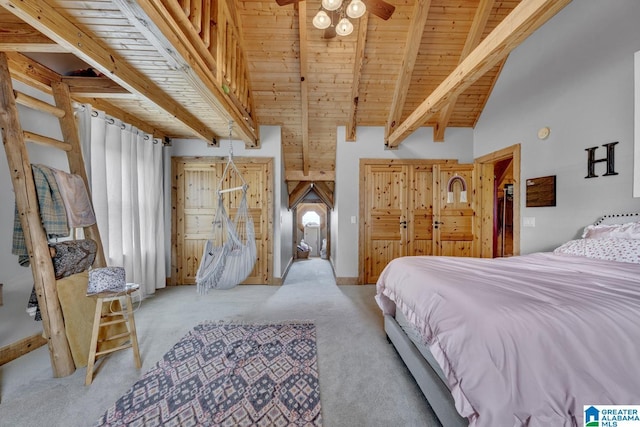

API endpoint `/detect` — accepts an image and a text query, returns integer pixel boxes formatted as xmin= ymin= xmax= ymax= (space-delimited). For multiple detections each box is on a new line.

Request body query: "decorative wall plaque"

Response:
xmin=526 ymin=175 xmax=556 ymax=207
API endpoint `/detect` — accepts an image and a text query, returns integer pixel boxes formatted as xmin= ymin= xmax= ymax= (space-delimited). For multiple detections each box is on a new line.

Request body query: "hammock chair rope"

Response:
xmin=196 ymin=121 xmax=257 ymax=293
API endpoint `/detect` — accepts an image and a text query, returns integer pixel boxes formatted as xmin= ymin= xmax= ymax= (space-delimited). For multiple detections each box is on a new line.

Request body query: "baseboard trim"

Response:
xmin=0 ymin=332 xmax=47 ymax=366
xmin=336 ymin=277 xmax=359 ymax=285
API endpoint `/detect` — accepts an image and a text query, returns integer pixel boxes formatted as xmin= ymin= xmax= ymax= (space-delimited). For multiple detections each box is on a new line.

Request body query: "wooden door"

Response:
xmin=362 ymin=163 xmax=408 ymax=283
xmin=433 ymin=164 xmax=478 ymax=257
xmin=222 ymin=162 xmax=271 ymax=284
xmin=361 ymin=160 xmax=443 ymax=283
xmin=409 ymin=165 xmax=434 ymax=256
xmin=173 ymin=157 xmax=272 ymax=285
xmin=176 ymin=162 xmax=218 ymax=285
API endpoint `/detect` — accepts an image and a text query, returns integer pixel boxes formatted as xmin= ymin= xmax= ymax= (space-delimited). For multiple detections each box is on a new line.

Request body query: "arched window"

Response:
xmin=302 ymin=211 xmax=320 ymax=226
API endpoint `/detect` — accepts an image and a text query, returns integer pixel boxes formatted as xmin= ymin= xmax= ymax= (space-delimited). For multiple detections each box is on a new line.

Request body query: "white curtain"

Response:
xmin=78 ymin=106 xmax=166 ymax=296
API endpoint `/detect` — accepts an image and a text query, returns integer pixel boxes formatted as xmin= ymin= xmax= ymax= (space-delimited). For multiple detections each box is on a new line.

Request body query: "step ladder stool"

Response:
xmin=85 ymin=285 xmax=141 ymax=385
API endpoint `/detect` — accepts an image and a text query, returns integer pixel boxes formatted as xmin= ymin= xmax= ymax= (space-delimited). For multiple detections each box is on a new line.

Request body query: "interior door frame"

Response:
xmin=475 ymin=144 xmax=521 ymax=257
xmin=171 ymin=156 xmax=274 ymax=285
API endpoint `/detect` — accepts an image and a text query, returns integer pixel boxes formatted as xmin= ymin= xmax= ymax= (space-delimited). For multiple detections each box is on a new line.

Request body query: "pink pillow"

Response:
xmin=582 ymin=222 xmax=640 ymax=239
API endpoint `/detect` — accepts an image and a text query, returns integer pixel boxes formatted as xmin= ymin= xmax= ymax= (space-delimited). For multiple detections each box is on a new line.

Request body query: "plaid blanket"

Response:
xmin=12 ymin=164 xmax=70 ymax=266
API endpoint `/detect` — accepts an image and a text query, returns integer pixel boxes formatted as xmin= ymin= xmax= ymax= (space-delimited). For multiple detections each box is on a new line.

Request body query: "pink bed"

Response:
xmin=376 ymin=236 xmax=640 ymax=426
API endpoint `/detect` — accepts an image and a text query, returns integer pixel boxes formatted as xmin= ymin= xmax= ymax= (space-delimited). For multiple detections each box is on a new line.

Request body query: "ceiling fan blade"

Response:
xmin=362 ymin=0 xmax=395 ymax=20
xmin=275 ymin=0 xmax=303 ymax=6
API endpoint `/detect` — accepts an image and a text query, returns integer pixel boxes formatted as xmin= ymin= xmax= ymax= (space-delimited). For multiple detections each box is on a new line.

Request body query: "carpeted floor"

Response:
xmin=0 ymin=258 xmax=441 ymax=426
xmin=96 ymin=322 xmax=322 ymax=426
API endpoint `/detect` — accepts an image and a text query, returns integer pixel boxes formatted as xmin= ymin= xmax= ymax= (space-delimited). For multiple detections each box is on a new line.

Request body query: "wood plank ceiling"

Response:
xmin=0 ymin=0 xmax=572 ymax=201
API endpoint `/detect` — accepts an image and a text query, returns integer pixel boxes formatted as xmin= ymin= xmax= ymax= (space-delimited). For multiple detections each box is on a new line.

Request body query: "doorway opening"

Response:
xmin=476 ymin=144 xmax=521 ymax=258
xmin=494 ymin=158 xmax=515 ymax=257
xmin=288 ymin=182 xmax=333 ymax=268
xmin=295 ymin=203 xmax=328 ymax=259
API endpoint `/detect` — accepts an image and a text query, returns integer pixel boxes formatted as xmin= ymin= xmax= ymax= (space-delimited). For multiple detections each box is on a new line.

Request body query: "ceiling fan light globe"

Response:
xmin=335 ymin=17 xmax=354 ymax=36
xmin=346 ymin=0 xmax=366 ymax=19
xmin=312 ymin=10 xmax=331 ymax=29
xmin=321 ymin=0 xmax=343 ymax=11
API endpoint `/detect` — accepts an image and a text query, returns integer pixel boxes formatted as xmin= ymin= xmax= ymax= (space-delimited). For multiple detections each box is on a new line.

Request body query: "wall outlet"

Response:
xmin=523 ymin=217 xmax=536 ymax=227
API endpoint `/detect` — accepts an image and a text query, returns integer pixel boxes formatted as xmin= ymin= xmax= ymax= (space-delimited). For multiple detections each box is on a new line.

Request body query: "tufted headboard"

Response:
xmin=593 ymin=212 xmax=640 ymax=226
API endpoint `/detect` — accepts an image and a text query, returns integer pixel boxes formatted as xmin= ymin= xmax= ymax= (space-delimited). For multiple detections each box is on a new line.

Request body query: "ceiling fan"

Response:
xmin=275 ymin=0 xmax=395 ymax=38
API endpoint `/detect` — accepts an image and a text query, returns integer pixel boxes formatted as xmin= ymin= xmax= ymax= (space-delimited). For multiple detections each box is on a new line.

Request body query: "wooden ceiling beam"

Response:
xmin=387 ymin=0 xmax=573 ymax=148
xmin=286 ymin=170 xmax=336 ymax=182
xmin=297 ymin=1 xmax=310 ymax=176
xmin=346 ymin=13 xmax=369 ymax=142
xmin=0 ymin=22 xmax=67 ymax=52
xmin=288 ymin=181 xmax=334 ymax=210
xmin=312 ymin=181 xmax=334 ymax=210
xmin=4 ymin=51 xmax=60 ymax=94
xmin=434 ymin=0 xmax=495 ymax=142
xmin=288 ymin=181 xmax=312 ymax=209
xmin=6 ymin=53 xmax=161 ymax=137
xmin=0 ymin=0 xmax=217 ymax=143
xmin=62 ymin=76 xmax=134 ymax=99
xmin=384 ymin=0 xmax=432 ymax=145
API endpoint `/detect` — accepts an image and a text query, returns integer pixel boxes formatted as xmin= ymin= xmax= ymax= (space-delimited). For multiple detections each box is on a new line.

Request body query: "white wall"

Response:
xmin=279 ymin=143 xmax=294 ymax=277
xmin=474 ymin=0 xmax=640 ymax=253
xmin=334 ymin=126 xmax=474 ymax=281
xmin=166 ymin=125 xmax=290 ymax=279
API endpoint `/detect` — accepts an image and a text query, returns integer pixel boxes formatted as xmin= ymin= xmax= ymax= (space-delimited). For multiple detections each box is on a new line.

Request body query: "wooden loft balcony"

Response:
xmin=0 ymin=0 xmax=259 ymax=147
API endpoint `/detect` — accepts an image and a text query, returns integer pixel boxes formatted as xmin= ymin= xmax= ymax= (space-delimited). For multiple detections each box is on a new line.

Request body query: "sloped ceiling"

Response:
xmin=0 ymin=0 xmax=573 ymax=198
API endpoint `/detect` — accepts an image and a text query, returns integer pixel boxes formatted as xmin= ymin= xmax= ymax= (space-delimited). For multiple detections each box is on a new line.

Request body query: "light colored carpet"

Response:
xmin=0 ymin=258 xmax=441 ymax=426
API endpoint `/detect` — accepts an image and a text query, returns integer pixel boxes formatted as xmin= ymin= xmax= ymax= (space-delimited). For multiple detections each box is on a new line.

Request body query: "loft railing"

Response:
xmin=167 ymin=0 xmax=254 ymax=128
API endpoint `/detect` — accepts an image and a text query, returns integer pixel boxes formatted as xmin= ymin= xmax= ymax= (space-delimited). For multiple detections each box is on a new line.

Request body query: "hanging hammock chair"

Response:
xmin=196 ymin=124 xmax=257 ymax=293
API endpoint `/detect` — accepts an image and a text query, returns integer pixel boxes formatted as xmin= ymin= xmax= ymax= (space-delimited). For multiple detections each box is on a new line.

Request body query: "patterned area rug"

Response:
xmin=95 ymin=322 xmax=322 ymax=426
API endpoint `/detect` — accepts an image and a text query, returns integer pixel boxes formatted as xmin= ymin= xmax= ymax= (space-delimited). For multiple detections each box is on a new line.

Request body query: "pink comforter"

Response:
xmin=375 ymin=253 xmax=640 ymax=427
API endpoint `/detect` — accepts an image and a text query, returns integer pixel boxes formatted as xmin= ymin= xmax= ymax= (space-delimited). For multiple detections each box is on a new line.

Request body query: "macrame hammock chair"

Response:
xmin=196 ymin=122 xmax=257 ymax=293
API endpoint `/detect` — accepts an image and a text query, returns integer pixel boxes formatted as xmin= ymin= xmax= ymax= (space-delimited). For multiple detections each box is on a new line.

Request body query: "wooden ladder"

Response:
xmin=0 ymin=52 xmax=106 ymax=377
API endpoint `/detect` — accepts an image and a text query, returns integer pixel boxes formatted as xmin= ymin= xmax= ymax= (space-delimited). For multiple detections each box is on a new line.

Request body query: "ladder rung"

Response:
xmin=23 ymin=131 xmax=72 ymax=151
xmin=96 ymin=342 xmax=132 ymax=357
xmin=101 ymin=310 xmax=128 ymax=317
xmin=14 ymin=90 xmax=66 ymax=118
xmin=99 ymin=331 xmax=131 ymax=343
xmin=98 ymin=318 xmax=127 ymax=327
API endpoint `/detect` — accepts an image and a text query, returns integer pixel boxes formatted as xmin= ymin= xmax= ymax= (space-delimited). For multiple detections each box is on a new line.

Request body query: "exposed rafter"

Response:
xmin=387 ymin=0 xmax=573 ymax=148
xmin=5 ymin=52 xmax=165 ymax=139
xmin=4 ymin=51 xmax=60 ymax=94
xmin=312 ymin=182 xmax=334 ymax=209
xmin=433 ymin=0 xmax=495 ymax=142
xmin=62 ymin=77 xmax=133 ymax=99
xmin=289 ymin=181 xmax=312 ymax=209
xmin=288 ymin=181 xmax=334 ymax=210
xmin=346 ymin=13 xmax=369 ymax=142
xmin=285 ymin=170 xmax=336 ymax=182
xmin=0 ymin=22 xmax=66 ymax=53
xmin=384 ymin=0 xmax=432 ymax=144
xmin=0 ymin=0 xmax=217 ymax=142
xmin=297 ymin=1 xmax=310 ymax=176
